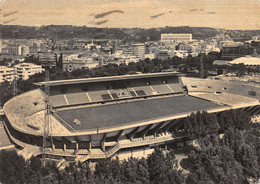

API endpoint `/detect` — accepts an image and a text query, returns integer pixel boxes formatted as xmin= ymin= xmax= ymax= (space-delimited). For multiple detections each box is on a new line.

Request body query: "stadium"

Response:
xmin=2 ymin=72 xmax=260 ymax=163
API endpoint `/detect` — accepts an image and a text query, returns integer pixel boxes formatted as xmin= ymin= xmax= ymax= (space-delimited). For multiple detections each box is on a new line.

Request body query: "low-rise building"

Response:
xmin=14 ymin=63 xmax=43 ymax=80
xmin=0 ymin=66 xmax=15 ymax=83
xmin=132 ymin=44 xmax=145 ymax=59
xmin=63 ymin=58 xmax=99 ymax=72
xmin=8 ymin=45 xmax=22 ymax=55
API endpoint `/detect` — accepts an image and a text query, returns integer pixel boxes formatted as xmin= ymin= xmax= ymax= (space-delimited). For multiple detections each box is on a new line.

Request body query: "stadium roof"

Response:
xmin=229 ymin=56 xmax=260 ymax=66
xmin=34 ymin=72 xmax=182 ymax=87
xmin=213 ymin=60 xmax=231 ymax=66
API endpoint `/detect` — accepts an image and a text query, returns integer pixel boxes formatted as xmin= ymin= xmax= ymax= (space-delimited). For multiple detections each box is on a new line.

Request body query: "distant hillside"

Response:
xmin=0 ymin=25 xmax=130 ymax=40
xmin=1 ymin=25 xmax=258 ymax=41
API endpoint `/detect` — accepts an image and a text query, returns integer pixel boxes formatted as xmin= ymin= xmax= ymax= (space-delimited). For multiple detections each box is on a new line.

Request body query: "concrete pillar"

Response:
xmin=140 ymin=124 xmax=152 ymax=139
xmin=255 ymin=106 xmax=260 ymax=115
xmin=251 ymin=106 xmax=260 ymax=115
xmin=89 ymin=135 xmax=92 ymax=150
xmin=127 ymin=127 xmax=140 ymax=141
xmin=161 ymin=120 xmax=176 ymax=133
xmin=148 ymin=122 xmax=164 ymax=137
xmin=63 ymin=143 xmax=66 ymax=151
xmin=101 ymin=133 xmax=106 ymax=152
xmin=115 ymin=130 xmax=123 ymax=143
xmin=167 ymin=119 xmax=183 ymax=133
xmin=52 ymin=143 xmax=55 ymax=150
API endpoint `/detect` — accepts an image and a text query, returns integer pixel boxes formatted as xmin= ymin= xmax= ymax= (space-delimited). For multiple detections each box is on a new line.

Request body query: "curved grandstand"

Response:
xmin=2 ymin=72 xmax=260 ymax=162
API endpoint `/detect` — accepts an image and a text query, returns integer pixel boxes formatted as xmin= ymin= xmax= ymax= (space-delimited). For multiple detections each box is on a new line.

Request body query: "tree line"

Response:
xmin=180 ymin=109 xmax=260 ymax=184
xmin=0 ymin=148 xmax=185 ymax=184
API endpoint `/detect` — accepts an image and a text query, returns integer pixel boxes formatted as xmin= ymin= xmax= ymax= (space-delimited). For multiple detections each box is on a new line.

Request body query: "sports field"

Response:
xmin=57 ymin=95 xmax=221 ymax=130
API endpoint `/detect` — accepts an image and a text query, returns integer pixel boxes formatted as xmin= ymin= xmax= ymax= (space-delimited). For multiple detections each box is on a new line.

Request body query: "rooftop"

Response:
xmin=34 ymin=72 xmax=182 ymax=87
xmin=229 ymin=56 xmax=260 ymax=66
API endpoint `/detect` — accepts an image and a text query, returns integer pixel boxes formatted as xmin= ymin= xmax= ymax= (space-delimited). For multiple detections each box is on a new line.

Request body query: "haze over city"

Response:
xmin=1 ymin=0 xmax=260 ymax=30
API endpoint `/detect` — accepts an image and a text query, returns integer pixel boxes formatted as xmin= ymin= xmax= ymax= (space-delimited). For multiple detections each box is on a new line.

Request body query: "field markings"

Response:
xmin=85 ymin=92 xmax=92 ymax=102
xmin=167 ymin=84 xmax=174 ymax=93
xmin=131 ymin=88 xmax=138 ymax=96
xmin=107 ymin=90 xmax=114 ymax=100
xmin=63 ymin=95 xmax=70 ymax=105
xmin=150 ymin=85 xmax=155 ymax=92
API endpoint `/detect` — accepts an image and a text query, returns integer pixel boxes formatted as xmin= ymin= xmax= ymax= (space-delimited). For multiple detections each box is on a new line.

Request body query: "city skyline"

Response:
xmin=0 ymin=0 xmax=260 ymax=30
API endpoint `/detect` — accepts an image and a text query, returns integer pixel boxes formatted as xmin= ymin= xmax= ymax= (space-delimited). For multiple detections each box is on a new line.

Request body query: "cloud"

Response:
xmin=94 ymin=10 xmax=124 ymax=19
xmin=3 ymin=10 xmax=18 ymax=17
xmin=94 ymin=19 xmax=108 ymax=25
xmin=3 ymin=17 xmax=18 ymax=24
xmin=150 ymin=13 xmax=165 ymax=19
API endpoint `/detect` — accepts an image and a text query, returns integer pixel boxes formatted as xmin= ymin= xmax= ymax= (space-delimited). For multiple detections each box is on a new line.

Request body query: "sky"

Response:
xmin=0 ymin=0 xmax=260 ymax=30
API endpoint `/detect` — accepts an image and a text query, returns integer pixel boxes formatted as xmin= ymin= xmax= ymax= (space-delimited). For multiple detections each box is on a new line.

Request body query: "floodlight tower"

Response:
xmin=42 ymin=66 xmax=52 ymax=167
xmin=12 ymin=66 xmax=17 ymax=97
xmin=200 ymin=44 xmax=206 ymax=78
xmin=200 ymin=52 xmax=204 ymax=78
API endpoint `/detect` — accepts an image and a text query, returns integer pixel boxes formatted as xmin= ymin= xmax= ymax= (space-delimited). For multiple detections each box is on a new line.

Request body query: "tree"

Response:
xmin=183 ymin=111 xmax=220 ymax=139
xmin=0 ymin=81 xmax=12 ymax=105
xmin=0 ymin=150 xmax=27 ymax=184
xmin=94 ymin=157 xmax=122 ymax=183
xmin=217 ymin=109 xmax=251 ymax=131
xmin=222 ymin=128 xmax=259 ymax=180
xmin=57 ymin=53 xmax=63 ymax=69
xmin=186 ymin=136 xmax=248 ymax=184
xmin=147 ymin=147 xmax=185 ymax=184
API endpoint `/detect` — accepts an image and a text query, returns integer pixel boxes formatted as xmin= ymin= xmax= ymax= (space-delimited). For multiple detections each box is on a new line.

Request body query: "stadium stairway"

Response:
xmin=75 ymin=133 xmax=183 ymax=162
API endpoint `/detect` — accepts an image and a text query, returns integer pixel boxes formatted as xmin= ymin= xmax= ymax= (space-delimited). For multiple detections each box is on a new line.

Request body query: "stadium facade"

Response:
xmin=2 ymin=72 xmax=260 ymax=163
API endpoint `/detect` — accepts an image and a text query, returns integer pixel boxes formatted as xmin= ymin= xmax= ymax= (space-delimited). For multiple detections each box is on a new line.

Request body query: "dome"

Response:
xmin=229 ymin=56 xmax=260 ymax=66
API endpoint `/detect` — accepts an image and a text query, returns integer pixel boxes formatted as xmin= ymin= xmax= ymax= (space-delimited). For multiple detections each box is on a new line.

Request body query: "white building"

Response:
xmin=173 ymin=50 xmax=189 ymax=58
xmin=6 ymin=45 xmax=29 ymax=56
xmin=8 ymin=45 xmax=22 ymax=55
xmin=161 ymin=34 xmax=192 ymax=42
xmin=132 ymin=44 xmax=145 ymax=59
xmin=21 ymin=46 xmax=30 ymax=56
xmin=252 ymin=36 xmax=260 ymax=41
xmin=144 ymin=53 xmax=155 ymax=60
xmin=63 ymin=58 xmax=99 ymax=72
xmin=0 ymin=66 xmax=15 ymax=83
xmin=14 ymin=63 xmax=43 ymax=80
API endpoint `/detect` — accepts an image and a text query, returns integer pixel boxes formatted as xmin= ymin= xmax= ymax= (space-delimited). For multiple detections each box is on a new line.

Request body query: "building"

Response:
xmin=144 ymin=53 xmax=155 ymax=60
xmin=132 ymin=44 xmax=145 ymax=59
xmin=173 ymin=50 xmax=189 ymax=58
xmin=157 ymin=51 xmax=170 ymax=61
xmin=21 ymin=46 xmax=30 ymax=56
xmin=63 ymin=58 xmax=99 ymax=72
xmin=221 ymin=46 xmax=255 ymax=60
xmin=176 ymin=43 xmax=192 ymax=51
xmin=2 ymin=73 xmax=260 ymax=163
xmin=6 ymin=45 xmax=30 ymax=56
xmin=8 ymin=45 xmax=22 ymax=55
xmin=0 ymin=40 xmax=2 ymax=54
xmin=161 ymin=34 xmax=192 ymax=42
xmin=14 ymin=63 xmax=43 ymax=80
xmin=252 ymin=36 xmax=260 ymax=41
xmin=0 ymin=66 xmax=15 ymax=83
